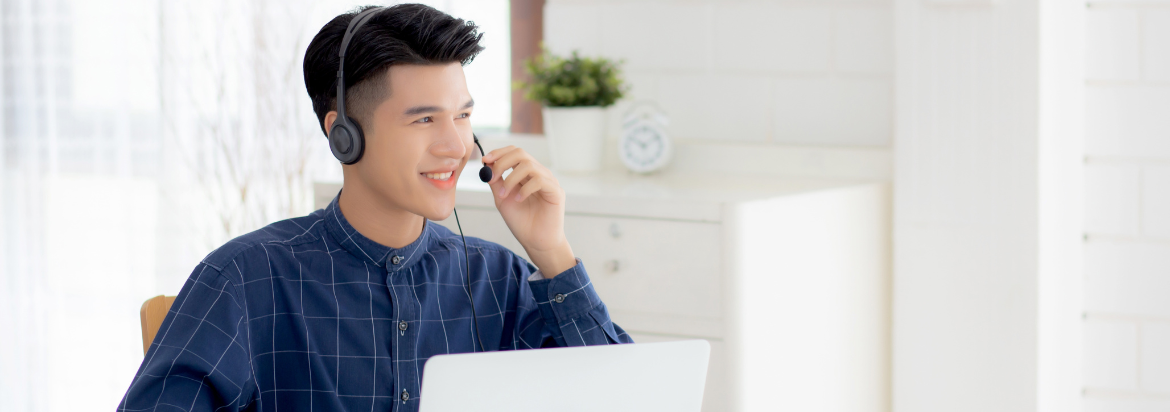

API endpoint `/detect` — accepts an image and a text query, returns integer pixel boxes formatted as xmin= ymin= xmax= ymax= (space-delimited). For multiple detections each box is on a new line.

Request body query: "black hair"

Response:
xmin=303 ymin=3 xmax=485 ymax=136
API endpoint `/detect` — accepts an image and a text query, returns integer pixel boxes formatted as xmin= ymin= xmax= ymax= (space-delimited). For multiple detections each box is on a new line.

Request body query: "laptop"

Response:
xmin=419 ymin=340 xmax=711 ymax=412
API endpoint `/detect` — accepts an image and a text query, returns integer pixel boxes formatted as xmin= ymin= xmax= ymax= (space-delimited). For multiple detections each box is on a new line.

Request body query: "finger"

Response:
xmin=499 ymin=163 xmax=534 ymax=198
xmin=487 ymin=172 xmax=505 ymax=196
xmin=514 ymin=175 xmax=545 ymax=202
xmin=481 ymin=145 xmax=516 ymax=164
xmin=486 ymin=161 xmax=533 ymax=197
xmin=494 ymin=174 xmax=534 ymax=199
xmin=513 ymin=174 xmax=535 ymax=195
xmin=486 ymin=148 xmax=532 ymax=183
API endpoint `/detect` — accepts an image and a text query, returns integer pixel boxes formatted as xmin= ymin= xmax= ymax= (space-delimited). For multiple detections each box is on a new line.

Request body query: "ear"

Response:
xmin=324 ymin=111 xmax=338 ymax=135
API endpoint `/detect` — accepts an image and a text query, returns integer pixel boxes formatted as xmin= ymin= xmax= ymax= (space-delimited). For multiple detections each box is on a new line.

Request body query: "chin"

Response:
xmin=416 ymin=198 xmax=456 ymax=221
xmin=421 ymin=208 xmax=454 ymax=222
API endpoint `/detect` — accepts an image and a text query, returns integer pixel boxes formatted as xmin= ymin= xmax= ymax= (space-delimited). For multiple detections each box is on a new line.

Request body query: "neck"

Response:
xmin=337 ymin=178 xmax=425 ymax=249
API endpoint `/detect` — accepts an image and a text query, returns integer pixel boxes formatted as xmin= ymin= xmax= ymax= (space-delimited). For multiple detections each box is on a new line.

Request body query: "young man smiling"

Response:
xmin=119 ymin=4 xmax=631 ymax=411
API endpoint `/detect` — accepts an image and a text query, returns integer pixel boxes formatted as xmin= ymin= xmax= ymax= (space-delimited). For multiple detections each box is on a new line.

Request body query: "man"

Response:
xmin=119 ymin=4 xmax=632 ymax=411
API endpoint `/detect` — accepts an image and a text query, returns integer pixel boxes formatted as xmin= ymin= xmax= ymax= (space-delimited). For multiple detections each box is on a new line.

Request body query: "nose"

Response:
xmin=430 ymin=121 xmax=468 ymax=160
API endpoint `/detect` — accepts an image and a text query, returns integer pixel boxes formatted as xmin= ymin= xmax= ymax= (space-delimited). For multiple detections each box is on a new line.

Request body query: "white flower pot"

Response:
xmin=542 ymin=106 xmax=606 ymax=173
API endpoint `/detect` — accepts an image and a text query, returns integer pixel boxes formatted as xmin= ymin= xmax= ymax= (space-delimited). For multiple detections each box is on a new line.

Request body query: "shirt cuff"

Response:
xmin=526 ymin=257 xmax=581 ymax=281
xmin=527 ymin=258 xmax=603 ymax=321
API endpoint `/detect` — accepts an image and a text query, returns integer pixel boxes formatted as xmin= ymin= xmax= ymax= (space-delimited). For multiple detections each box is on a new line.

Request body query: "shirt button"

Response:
xmin=391 ymin=255 xmax=403 ymax=265
xmin=398 ymin=320 xmax=409 ymax=331
xmin=554 ymin=293 xmax=565 ymax=303
xmin=400 ymin=389 xmax=409 ymax=401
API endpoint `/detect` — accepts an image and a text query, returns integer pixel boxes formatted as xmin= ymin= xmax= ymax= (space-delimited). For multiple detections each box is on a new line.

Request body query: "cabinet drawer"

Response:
xmin=563 ymin=214 xmax=722 ymax=322
xmin=436 ymin=209 xmax=725 ymax=333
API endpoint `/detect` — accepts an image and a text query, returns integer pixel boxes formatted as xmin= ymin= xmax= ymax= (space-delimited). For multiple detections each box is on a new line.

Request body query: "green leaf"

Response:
xmin=514 ymin=46 xmax=628 ymax=107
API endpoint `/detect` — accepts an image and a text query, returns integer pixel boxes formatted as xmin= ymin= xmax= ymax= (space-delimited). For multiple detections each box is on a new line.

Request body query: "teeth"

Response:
xmin=424 ymin=172 xmax=452 ymax=180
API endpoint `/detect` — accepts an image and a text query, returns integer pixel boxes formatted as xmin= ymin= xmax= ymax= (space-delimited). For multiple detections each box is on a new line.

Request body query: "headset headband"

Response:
xmin=336 ymin=7 xmax=385 ymax=121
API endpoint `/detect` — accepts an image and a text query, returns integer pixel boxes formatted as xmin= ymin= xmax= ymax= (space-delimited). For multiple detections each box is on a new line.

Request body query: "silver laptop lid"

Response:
xmin=419 ymin=340 xmax=710 ymax=412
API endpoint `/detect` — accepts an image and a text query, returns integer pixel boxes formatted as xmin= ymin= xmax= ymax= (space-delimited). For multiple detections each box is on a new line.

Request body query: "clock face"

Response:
xmin=619 ymin=120 xmax=670 ymax=173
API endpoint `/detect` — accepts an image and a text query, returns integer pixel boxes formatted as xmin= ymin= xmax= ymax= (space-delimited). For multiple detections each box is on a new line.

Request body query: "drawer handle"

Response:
xmin=605 ymin=259 xmax=620 ymax=273
xmin=609 ymin=223 xmax=621 ymax=239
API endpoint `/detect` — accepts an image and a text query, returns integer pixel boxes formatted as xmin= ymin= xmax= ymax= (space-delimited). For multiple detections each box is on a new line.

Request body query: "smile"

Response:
xmin=423 ymin=171 xmax=453 ymax=181
xmin=421 ymin=170 xmax=458 ymax=190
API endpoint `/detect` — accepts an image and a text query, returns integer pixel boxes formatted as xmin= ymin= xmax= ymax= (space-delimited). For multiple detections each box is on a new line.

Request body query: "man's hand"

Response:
xmin=480 ymin=146 xmax=576 ymax=278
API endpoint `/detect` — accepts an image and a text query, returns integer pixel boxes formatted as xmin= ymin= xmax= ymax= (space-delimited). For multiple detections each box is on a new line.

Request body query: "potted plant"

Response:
xmin=515 ymin=48 xmax=627 ymax=173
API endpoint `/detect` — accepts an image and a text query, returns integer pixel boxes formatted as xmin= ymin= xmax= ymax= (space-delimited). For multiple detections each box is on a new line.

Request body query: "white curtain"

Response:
xmin=0 ymin=0 xmax=340 ymax=410
xmin=0 ymin=0 xmax=162 ymax=409
xmin=0 ymin=0 xmax=506 ymax=410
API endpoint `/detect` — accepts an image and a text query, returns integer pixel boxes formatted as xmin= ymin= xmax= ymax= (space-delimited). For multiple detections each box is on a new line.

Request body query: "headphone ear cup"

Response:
xmin=346 ymin=117 xmax=366 ymax=164
xmin=328 ymin=118 xmax=366 ymax=164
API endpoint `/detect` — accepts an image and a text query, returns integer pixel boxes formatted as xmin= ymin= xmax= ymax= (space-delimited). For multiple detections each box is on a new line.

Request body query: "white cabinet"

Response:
xmin=564 ymin=215 xmax=723 ymax=325
xmin=315 ymin=168 xmax=890 ymax=412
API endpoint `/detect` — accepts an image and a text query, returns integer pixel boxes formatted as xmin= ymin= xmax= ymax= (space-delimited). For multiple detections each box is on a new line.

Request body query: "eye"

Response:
xmin=457 ymin=113 xmax=470 ymax=119
xmin=415 ymin=116 xmax=433 ymax=124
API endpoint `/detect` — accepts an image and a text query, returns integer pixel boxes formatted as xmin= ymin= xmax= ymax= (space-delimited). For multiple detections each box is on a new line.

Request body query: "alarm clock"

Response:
xmin=618 ymin=102 xmax=672 ymax=173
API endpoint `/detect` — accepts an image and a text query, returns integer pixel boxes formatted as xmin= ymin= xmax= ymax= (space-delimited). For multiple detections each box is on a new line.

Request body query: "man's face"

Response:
xmin=346 ymin=62 xmax=474 ymax=221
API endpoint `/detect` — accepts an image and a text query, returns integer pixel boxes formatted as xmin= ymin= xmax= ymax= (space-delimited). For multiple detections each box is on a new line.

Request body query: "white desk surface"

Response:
xmin=315 ymin=161 xmax=883 ymax=222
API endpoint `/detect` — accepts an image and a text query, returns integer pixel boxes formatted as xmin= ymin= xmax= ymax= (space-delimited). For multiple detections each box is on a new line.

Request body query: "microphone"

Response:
xmin=479 ymin=164 xmax=493 ymax=183
xmin=473 ymin=135 xmax=492 ymax=183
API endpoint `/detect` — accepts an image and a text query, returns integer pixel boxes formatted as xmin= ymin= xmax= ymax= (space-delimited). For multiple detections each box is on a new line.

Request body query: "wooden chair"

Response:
xmin=140 ymin=295 xmax=176 ymax=355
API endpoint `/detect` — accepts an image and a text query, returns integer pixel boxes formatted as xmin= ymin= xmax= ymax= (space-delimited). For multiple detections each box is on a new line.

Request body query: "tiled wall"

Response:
xmin=545 ymin=2 xmax=1170 ymax=410
xmin=1084 ymin=1 xmax=1170 ymax=410
xmin=543 ymin=0 xmax=893 ymax=179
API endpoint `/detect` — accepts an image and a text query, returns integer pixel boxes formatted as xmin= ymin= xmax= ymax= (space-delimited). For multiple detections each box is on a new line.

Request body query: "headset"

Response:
xmin=332 ymin=6 xmax=491 ymax=352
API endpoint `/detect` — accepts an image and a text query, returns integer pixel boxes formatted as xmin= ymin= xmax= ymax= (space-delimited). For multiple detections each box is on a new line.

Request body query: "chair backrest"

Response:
xmin=140 ymin=295 xmax=176 ymax=355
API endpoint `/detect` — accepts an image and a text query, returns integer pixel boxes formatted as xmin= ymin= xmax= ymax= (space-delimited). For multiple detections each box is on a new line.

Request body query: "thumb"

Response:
xmin=486 ymin=168 xmax=506 ymax=197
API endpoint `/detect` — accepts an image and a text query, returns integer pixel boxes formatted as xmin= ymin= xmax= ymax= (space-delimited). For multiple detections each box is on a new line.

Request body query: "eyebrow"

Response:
xmin=403 ymin=99 xmax=475 ymax=117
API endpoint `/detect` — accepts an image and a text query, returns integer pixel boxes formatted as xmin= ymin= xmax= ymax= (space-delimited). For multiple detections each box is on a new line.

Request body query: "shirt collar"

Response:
xmin=322 ymin=189 xmax=433 ymax=270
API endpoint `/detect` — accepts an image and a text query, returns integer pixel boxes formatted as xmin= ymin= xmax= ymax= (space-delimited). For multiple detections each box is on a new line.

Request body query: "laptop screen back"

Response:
xmin=419 ymin=340 xmax=710 ymax=412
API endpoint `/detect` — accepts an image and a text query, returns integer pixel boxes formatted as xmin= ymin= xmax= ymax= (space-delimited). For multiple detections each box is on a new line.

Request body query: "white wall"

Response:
xmin=892 ymin=1 xmax=1085 ymax=412
xmin=1083 ymin=2 xmax=1170 ymax=410
xmin=542 ymin=0 xmax=894 ymax=180
xmin=542 ymin=1 xmax=1170 ymax=411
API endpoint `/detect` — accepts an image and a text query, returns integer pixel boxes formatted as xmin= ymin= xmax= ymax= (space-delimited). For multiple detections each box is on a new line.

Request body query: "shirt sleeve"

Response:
xmin=513 ymin=256 xmax=635 ymax=348
xmin=118 ymin=263 xmax=256 ymax=412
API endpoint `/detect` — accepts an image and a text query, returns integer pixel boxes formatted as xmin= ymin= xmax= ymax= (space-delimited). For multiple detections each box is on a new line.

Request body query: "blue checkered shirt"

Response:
xmin=119 ymin=193 xmax=632 ymax=411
